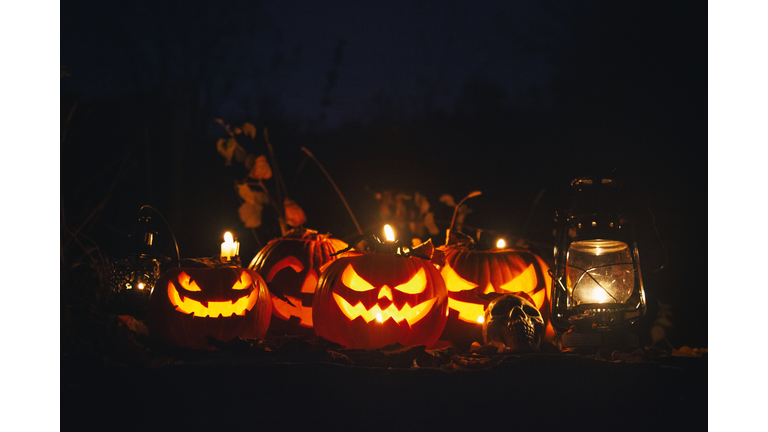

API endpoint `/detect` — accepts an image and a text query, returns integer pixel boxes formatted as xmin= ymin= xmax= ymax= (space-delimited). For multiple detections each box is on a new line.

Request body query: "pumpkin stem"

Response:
xmin=301 ymin=147 xmax=364 ymax=236
xmin=447 ymin=191 xmax=482 ymax=243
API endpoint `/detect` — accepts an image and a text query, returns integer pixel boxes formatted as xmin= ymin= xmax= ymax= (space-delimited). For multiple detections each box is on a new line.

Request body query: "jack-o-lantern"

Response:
xmin=248 ymin=228 xmax=348 ymax=336
xmin=148 ymin=267 xmax=272 ymax=350
xmin=312 ymin=252 xmax=449 ymax=350
xmin=438 ymin=234 xmax=553 ymax=350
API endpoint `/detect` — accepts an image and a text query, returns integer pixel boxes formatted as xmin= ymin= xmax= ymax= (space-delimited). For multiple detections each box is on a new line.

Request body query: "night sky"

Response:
xmin=37 ymin=0 xmax=729 ymax=424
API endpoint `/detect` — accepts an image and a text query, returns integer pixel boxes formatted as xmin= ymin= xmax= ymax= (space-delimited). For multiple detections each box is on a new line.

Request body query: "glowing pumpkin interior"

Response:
xmin=265 ymin=255 xmax=318 ymax=327
xmin=333 ymin=264 xmax=435 ymax=326
xmin=168 ymin=270 xmax=260 ymax=318
xmin=441 ymin=260 xmax=545 ymax=324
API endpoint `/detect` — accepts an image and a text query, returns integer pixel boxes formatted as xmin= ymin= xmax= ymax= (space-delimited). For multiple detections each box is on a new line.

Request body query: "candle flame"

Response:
xmin=384 ymin=225 xmax=395 ymax=242
xmin=224 ymin=232 xmax=234 ymax=243
xmin=137 ymin=283 xmax=145 ymax=290
xmin=496 ymin=239 xmax=506 ymax=249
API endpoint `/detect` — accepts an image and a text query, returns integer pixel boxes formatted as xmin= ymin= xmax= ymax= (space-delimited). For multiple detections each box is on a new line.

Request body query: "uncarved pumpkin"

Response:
xmin=312 ymin=252 xmax=448 ymax=350
xmin=148 ymin=267 xmax=271 ymax=350
xmin=248 ymin=228 xmax=348 ymax=336
xmin=438 ymin=245 xmax=553 ymax=350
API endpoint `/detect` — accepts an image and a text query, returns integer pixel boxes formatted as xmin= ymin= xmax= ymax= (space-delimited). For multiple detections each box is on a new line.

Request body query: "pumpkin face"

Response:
xmin=312 ymin=253 xmax=448 ymax=350
xmin=438 ymin=246 xmax=553 ymax=350
xmin=148 ymin=267 xmax=271 ymax=350
xmin=248 ymin=228 xmax=348 ymax=336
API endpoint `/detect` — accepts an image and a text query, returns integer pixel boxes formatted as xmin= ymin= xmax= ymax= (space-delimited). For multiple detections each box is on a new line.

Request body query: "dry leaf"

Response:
xmin=244 ymin=154 xmax=257 ymax=170
xmin=423 ymin=211 xmax=439 ymax=235
xmin=216 ymin=138 xmax=238 ymax=165
xmin=236 ymin=183 xmax=268 ymax=205
xmin=414 ymin=192 xmax=430 ymax=215
xmin=284 ymin=198 xmax=307 ymax=227
xmin=249 ymin=155 xmax=272 ymax=180
xmin=242 ymin=122 xmax=257 ymax=139
xmin=233 ymin=144 xmax=247 ymax=163
xmin=238 ymin=202 xmax=264 ymax=228
xmin=440 ymin=194 xmax=456 ymax=207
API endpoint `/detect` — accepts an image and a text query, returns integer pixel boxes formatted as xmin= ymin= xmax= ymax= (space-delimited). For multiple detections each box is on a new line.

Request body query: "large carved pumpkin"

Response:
xmin=248 ymin=228 xmax=348 ymax=336
xmin=312 ymin=252 xmax=449 ymax=350
xmin=148 ymin=267 xmax=272 ymax=350
xmin=438 ymin=242 xmax=553 ymax=350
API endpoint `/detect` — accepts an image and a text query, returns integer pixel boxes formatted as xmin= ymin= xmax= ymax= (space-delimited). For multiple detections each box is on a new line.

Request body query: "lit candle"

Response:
xmin=384 ymin=225 xmax=395 ymax=242
xmin=381 ymin=224 xmax=399 ymax=254
xmin=496 ymin=239 xmax=506 ymax=249
xmin=221 ymin=232 xmax=239 ymax=260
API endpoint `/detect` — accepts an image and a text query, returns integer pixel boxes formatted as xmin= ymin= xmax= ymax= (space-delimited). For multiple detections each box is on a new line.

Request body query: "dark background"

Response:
xmin=60 ymin=1 xmax=706 ymax=348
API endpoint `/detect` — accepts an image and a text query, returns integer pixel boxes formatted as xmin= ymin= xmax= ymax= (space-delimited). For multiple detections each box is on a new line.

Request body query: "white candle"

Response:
xmin=221 ymin=232 xmax=239 ymax=260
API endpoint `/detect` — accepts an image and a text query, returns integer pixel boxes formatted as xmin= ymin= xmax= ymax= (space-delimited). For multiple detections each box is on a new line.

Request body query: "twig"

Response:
xmin=449 ymin=191 xmax=482 ymax=231
xmin=64 ymin=148 xmax=133 ymax=250
xmin=301 ymin=147 xmax=364 ymax=235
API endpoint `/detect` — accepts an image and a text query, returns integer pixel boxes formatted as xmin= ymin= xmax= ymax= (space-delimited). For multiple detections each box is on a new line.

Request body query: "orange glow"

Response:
xmin=167 ymin=277 xmax=260 ymax=318
xmin=496 ymin=239 xmax=506 ymax=249
xmin=341 ymin=264 xmax=376 ymax=291
xmin=393 ymin=268 xmax=427 ymax=294
xmin=384 ymin=224 xmax=395 ymax=241
xmin=333 ymin=293 xmax=437 ymax=326
xmin=231 ymin=272 xmax=254 ymax=290
xmin=224 ymin=232 xmax=234 ymax=243
xmin=482 ymin=283 xmax=495 ymax=295
xmin=271 ymin=295 xmax=313 ymax=327
xmin=447 ymin=298 xmax=486 ymax=324
xmin=499 ymin=263 xmax=537 ymax=293
xmin=341 ymin=264 xmax=427 ymax=294
xmin=378 ymin=286 xmax=393 ymax=300
xmin=178 ymin=272 xmax=202 ymax=291
xmin=300 ymin=269 xmax=318 ymax=293
xmin=266 ymin=256 xmax=304 ymax=282
xmin=441 ymin=264 xmax=479 ymax=292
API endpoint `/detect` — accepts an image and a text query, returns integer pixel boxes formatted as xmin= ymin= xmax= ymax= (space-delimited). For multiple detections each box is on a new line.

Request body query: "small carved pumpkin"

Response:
xmin=248 ymin=228 xmax=348 ymax=336
xmin=438 ymin=239 xmax=553 ymax=350
xmin=312 ymin=252 xmax=449 ymax=350
xmin=148 ymin=267 xmax=271 ymax=350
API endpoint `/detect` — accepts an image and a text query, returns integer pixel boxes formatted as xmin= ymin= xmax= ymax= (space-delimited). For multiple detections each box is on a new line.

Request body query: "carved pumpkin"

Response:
xmin=438 ymin=242 xmax=553 ymax=350
xmin=248 ymin=228 xmax=348 ymax=336
xmin=148 ymin=267 xmax=271 ymax=350
xmin=312 ymin=252 xmax=449 ymax=350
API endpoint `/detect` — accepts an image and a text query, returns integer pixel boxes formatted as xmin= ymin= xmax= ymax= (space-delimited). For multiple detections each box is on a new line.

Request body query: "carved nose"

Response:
xmin=378 ymin=285 xmax=393 ymax=301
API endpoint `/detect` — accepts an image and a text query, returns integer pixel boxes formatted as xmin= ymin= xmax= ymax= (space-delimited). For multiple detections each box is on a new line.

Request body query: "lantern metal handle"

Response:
xmin=140 ymin=205 xmax=181 ymax=266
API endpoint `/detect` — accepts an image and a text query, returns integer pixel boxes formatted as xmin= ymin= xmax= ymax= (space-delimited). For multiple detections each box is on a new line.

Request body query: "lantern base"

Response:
xmin=557 ymin=327 xmax=639 ymax=355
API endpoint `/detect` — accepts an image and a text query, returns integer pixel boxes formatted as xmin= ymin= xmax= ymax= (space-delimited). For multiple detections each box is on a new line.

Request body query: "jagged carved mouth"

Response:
xmin=271 ymin=295 xmax=313 ymax=327
xmin=167 ymin=271 xmax=259 ymax=318
xmin=332 ymin=293 xmax=437 ymax=327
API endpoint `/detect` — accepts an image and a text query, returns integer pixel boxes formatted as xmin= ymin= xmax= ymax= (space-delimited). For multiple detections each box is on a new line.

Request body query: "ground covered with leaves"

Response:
xmin=61 ymin=312 xmax=707 ymax=431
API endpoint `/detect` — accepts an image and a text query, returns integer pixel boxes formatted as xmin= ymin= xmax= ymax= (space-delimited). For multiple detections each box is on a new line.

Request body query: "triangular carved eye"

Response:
xmin=341 ymin=264 xmax=375 ymax=292
xmin=499 ymin=264 xmax=537 ymax=293
xmin=393 ymin=268 xmax=427 ymax=294
xmin=232 ymin=271 xmax=254 ymax=290
xmin=178 ymin=271 xmax=201 ymax=291
xmin=441 ymin=264 xmax=479 ymax=292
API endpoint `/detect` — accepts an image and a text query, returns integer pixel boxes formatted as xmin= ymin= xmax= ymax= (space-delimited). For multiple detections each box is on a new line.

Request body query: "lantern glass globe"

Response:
xmin=566 ymin=239 xmax=635 ymax=305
